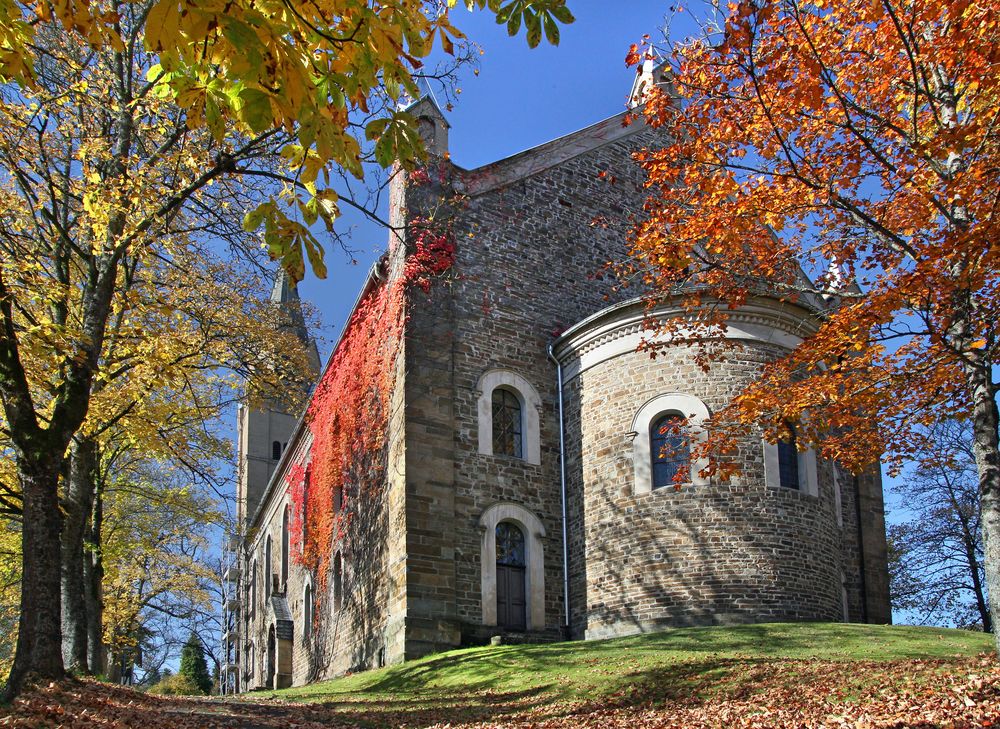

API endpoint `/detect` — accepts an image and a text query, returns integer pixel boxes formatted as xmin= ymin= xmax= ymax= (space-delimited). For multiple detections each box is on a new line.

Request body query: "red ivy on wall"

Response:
xmin=286 ymin=219 xmax=455 ymax=595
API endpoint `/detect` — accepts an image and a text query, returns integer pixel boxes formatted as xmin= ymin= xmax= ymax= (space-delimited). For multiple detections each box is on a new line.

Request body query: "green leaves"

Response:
xmin=366 ymin=112 xmax=424 ymax=169
xmin=495 ymin=1 xmax=575 ymax=47
xmin=243 ymin=198 xmax=331 ymax=282
xmin=233 ymin=86 xmax=274 ymax=134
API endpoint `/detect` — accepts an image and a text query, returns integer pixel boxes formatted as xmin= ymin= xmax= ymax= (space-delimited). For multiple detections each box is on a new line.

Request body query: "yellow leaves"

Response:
xmin=144 ymin=1 xmax=182 ymax=53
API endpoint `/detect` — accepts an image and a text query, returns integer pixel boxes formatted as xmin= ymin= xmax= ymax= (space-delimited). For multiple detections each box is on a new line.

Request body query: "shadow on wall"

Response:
xmin=305 ymin=421 xmax=390 ymax=683
xmin=565 ymin=374 xmax=840 ymax=637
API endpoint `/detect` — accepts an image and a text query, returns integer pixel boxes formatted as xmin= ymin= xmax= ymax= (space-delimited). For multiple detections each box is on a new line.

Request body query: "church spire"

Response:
xmin=269 ymin=268 xmax=321 ymax=376
xmin=270 ymin=267 xmax=299 ymax=305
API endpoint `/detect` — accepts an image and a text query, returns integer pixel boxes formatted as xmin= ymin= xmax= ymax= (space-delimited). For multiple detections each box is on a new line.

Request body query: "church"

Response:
xmin=222 ymin=64 xmax=891 ymax=692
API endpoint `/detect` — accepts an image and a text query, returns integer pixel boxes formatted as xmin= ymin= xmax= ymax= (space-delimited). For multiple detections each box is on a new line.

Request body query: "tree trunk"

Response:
xmin=85 ymin=482 xmax=106 ymax=675
xmin=3 ymin=457 xmax=66 ymax=699
xmin=61 ymin=437 xmax=98 ymax=673
xmin=967 ymin=361 xmax=1000 ymax=647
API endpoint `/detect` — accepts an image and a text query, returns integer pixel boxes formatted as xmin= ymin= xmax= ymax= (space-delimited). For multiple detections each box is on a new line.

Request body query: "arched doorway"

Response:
xmin=266 ymin=625 xmax=276 ymax=689
xmin=495 ymin=522 xmax=527 ymax=630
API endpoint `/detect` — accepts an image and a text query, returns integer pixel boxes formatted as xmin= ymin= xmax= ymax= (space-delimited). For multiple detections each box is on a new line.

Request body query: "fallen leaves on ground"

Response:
xmin=1 ymin=654 xmax=998 ymax=728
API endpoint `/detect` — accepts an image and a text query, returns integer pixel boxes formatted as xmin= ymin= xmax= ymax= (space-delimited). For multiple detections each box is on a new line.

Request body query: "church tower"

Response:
xmin=236 ymin=270 xmax=320 ymax=531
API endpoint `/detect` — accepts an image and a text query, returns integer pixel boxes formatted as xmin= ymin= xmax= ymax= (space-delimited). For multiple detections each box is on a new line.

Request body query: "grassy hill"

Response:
xmin=270 ymin=622 xmax=992 ymax=704
xmin=244 ymin=622 xmax=998 ymax=727
xmin=1 ymin=623 xmax=997 ymax=728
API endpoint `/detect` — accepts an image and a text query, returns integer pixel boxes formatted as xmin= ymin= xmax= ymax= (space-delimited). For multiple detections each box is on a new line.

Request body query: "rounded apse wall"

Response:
xmin=553 ymin=297 xmax=847 ymax=639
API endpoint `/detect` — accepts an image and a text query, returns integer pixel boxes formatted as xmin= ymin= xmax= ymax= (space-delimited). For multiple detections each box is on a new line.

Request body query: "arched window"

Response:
xmin=303 ymin=583 xmax=313 ymax=641
xmin=492 ymin=388 xmax=523 ymax=458
xmin=272 ymin=441 xmax=282 ymax=460
xmin=333 ymin=484 xmax=343 ymax=512
xmin=264 ymin=535 xmax=272 ymax=598
xmin=495 ymin=522 xmax=527 ymax=630
xmin=280 ymin=506 xmax=290 ymax=591
xmin=650 ymin=412 xmax=690 ymax=490
xmin=332 ymin=553 xmax=343 ymax=613
xmin=249 ymin=559 xmax=257 ymax=617
xmin=477 ymin=371 xmax=542 ymax=465
xmin=777 ymin=424 xmax=799 ymax=490
xmin=632 ymin=393 xmax=711 ymax=493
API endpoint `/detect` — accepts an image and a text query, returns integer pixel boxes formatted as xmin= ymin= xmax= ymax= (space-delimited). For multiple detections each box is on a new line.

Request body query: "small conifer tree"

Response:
xmin=178 ymin=634 xmax=212 ymax=695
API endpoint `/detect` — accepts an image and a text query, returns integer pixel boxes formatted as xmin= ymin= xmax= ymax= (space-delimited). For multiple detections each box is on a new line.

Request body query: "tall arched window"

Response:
xmin=249 ymin=559 xmax=257 ymax=617
xmin=777 ymin=424 xmax=800 ymax=490
xmin=280 ymin=506 xmax=290 ymax=591
xmin=303 ymin=583 xmax=313 ymax=641
xmin=632 ymin=393 xmax=711 ymax=493
xmin=492 ymin=388 xmax=523 ymax=458
xmin=650 ymin=413 xmax=690 ymax=489
xmin=271 ymin=441 xmax=282 ymax=460
xmin=332 ymin=553 xmax=343 ymax=613
xmin=264 ymin=535 xmax=273 ymax=598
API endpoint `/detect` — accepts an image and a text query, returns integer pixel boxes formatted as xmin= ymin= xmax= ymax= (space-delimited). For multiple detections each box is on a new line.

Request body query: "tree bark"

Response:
xmin=3 ymin=457 xmax=66 ymax=698
xmin=61 ymin=437 xmax=98 ymax=673
xmin=967 ymin=360 xmax=1000 ymax=646
xmin=85 ymin=481 xmax=106 ymax=676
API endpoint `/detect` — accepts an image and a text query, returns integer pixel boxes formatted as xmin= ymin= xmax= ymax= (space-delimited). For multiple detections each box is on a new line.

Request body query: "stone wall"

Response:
xmin=558 ymin=328 xmax=890 ymax=638
xmin=441 ymin=115 xmax=665 ymax=643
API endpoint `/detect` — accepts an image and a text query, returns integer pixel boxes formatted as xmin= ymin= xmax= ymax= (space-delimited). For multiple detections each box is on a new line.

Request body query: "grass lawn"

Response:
xmin=267 ymin=622 xmax=991 ymax=703
xmin=2 ymin=623 xmax=996 ymax=728
xmin=241 ymin=622 xmax=997 ymax=726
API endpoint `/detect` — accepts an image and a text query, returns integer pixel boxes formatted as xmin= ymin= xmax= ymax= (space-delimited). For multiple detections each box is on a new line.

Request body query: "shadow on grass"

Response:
xmin=238 ymin=657 xmax=788 ymax=727
xmin=292 ymin=622 xmax=981 ymax=701
xmin=245 ymin=623 xmax=990 ymax=727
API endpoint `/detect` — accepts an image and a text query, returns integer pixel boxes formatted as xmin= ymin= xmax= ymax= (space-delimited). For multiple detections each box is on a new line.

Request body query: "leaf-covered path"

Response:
xmin=1 ymin=654 xmax=998 ymax=728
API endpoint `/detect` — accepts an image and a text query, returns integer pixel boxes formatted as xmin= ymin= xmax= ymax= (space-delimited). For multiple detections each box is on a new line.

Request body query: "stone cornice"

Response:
xmin=453 ymin=110 xmax=646 ymax=197
xmin=552 ymin=296 xmax=819 ymax=384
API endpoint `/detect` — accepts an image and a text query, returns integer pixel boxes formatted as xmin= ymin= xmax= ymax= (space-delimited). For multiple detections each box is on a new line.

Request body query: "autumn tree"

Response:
xmin=626 ymin=0 xmax=1000 ymax=651
xmin=0 ymin=0 xmax=574 ymax=697
xmin=58 ymin=248 xmax=317 ymax=676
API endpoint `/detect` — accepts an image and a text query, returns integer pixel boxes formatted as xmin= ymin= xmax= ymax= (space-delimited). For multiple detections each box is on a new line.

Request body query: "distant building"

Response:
xmin=224 ymin=71 xmax=890 ymax=691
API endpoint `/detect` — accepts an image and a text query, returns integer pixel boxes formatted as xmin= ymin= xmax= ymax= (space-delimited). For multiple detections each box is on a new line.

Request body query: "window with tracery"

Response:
xmin=492 ymin=388 xmax=523 ymax=458
xmin=650 ymin=412 xmax=690 ymax=489
xmin=778 ymin=424 xmax=800 ymax=490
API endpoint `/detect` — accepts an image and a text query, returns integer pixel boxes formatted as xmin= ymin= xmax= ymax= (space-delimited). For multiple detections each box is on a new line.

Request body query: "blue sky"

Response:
xmin=296 ymin=2 xmax=677 ymax=352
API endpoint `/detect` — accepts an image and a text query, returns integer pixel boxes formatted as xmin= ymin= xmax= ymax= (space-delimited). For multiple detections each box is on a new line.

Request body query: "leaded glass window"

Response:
xmin=651 ymin=413 xmax=689 ymax=489
xmin=303 ymin=584 xmax=313 ymax=640
xmin=492 ymin=388 xmax=523 ymax=458
xmin=496 ymin=522 xmax=526 ymax=567
xmin=778 ymin=425 xmax=800 ymax=490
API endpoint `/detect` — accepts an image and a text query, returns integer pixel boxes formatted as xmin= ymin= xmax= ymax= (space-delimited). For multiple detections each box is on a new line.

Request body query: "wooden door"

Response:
xmin=496 ymin=522 xmax=527 ymax=630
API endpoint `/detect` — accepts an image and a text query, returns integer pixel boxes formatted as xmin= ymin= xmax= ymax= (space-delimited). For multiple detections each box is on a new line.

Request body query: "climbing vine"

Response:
xmin=286 ymin=218 xmax=455 ymax=596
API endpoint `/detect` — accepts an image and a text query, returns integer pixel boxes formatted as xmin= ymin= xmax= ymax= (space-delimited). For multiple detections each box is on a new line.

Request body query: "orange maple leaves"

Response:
xmin=628 ymin=0 xmax=1000 ymax=474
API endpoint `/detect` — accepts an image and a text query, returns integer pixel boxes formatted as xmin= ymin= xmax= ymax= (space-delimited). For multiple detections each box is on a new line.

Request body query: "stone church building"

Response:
xmin=224 ymin=66 xmax=891 ymax=692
